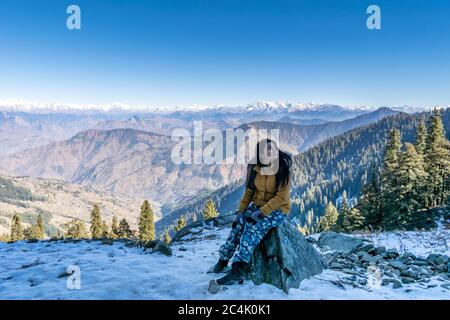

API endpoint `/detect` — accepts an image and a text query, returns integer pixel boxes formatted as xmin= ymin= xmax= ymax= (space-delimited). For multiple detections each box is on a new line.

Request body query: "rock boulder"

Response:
xmin=251 ymin=220 xmax=325 ymax=293
xmin=317 ymin=231 xmax=364 ymax=252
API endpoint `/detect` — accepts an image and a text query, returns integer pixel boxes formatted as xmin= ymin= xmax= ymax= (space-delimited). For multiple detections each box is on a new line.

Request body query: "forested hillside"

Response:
xmin=290 ymin=108 xmax=449 ymax=226
xmin=0 ymin=174 xmax=143 ymax=239
xmin=0 ymin=176 xmax=42 ymax=203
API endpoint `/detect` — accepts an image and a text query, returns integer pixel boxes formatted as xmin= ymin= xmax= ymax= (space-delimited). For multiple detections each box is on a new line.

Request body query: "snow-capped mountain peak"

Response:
xmin=0 ymin=97 xmax=444 ymax=114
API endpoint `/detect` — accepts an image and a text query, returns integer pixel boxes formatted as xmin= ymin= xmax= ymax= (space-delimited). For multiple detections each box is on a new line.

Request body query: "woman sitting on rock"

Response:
xmin=211 ymin=138 xmax=292 ymax=285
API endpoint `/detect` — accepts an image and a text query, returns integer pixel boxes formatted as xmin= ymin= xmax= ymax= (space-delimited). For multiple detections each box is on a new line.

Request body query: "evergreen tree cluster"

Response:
xmin=23 ymin=214 xmax=45 ymax=240
xmin=358 ymin=110 xmax=450 ymax=230
xmin=1 ymin=200 xmax=158 ymax=242
xmin=299 ymin=191 xmax=364 ymax=235
xmin=290 ymin=110 xmax=449 ymax=230
xmin=1 ymin=213 xmax=46 ymax=242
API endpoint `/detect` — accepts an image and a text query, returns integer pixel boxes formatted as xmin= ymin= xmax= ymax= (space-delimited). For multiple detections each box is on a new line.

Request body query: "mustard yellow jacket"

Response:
xmin=238 ymin=165 xmax=291 ymax=216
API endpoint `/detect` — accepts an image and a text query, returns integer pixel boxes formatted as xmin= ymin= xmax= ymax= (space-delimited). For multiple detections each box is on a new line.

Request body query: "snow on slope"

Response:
xmin=0 ymin=225 xmax=449 ymax=300
xmin=355 ymin=232 xmax=450 ymax=258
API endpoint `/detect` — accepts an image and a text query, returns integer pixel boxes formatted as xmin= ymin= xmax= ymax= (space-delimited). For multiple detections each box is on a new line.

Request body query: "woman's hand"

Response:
xmin=246 ymin=209 xmax=264 ymax=224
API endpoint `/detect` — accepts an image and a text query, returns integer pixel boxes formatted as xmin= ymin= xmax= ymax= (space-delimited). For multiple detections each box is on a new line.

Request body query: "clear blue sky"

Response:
xmin=0 ymin=0 xmax=449 ymax=107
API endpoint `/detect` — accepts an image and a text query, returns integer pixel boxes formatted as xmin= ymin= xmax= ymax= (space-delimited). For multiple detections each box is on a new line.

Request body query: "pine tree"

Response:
xmin=101 ymin=220 xmax=109 ymax=238
xmin=203 ymin=199 xmax=218 ymax=220
xmin=380 ymin=129 xmax=402 ymax=227
xmin=24 ymin=214 xmax=45 ymax=241
xmin=317 ymin=202 xmax=339 ymax=232
xmin=138 ymin=200 xmax=155 ymax=242
xmin=36 ymin=214 xmax=45 ymax=239
xmin=415 ymin=120 xmax=427 ymax=156
xmin=345 ymin=208 xmax=365 ymax=231
xmin=110 ymin=216 xmax=119 ymax=239
xmin=414 ymin=122 xmax=430 ymax=208
xmin=10 ymin=213 xmax=24 ymax=242
xmin=118 ymin=218 xmax=132 ymax=238
xmin=90 ymin=204 xmax=103 ymax=239
xmin=335 ymin=191 xmax=351 ymax=232
xmin=0 ymin=233 xmax=10 ymax=242
xmin=175 ymin=216 xmax=187 ymax=232
xmin=358 ymin=165 xmax=383 ymax=228
xmin=163 ymin=229 xmax=171 ymax=245
xmin=397 ymin=143 xmax=428 ymax=224
xmin=65 ymin=219 xmax=88 ymax=239
xmin=425 ymin=110 xmax=450 ymax=207
xmin=24 ymin=225 xmax=42 ymax=240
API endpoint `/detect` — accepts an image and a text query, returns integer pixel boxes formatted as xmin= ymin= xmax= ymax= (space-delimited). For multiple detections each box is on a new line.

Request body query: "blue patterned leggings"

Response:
xmin=218 ymin=204 xmax=286 ymax=264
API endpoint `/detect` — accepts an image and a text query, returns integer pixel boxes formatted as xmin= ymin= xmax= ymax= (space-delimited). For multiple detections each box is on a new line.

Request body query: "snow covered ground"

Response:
xmin=0 ymin=225 xmax=449 ymax=300
xmin=354 ymin=228 xmax=450 ymax=258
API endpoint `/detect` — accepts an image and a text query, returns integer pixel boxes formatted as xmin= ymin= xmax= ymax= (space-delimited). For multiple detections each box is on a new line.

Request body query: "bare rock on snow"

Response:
xmin=317 ymin=231 xmax=364 ymax=252
xmin=251 ymin=220 xmax=325 ymax=293
xmin=140 ymin=240 xmax=172 ymax=256
xmin=208 ymin=279 xmax=221 ymax=294
xmin=171 ymin=221 xmax=205 ymax=242
xmin=172 ymin=214 xmax=235 ymax=243
xmin=212 ymin=214 xmax=236 ymax=227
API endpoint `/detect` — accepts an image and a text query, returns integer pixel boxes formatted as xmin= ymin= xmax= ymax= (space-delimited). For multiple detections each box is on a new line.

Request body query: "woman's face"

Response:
xmin=259 ymin=141 xmax=278 ymax=165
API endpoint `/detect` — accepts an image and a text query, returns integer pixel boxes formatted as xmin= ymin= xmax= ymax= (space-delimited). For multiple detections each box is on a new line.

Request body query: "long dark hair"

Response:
xmin=246 ymin=139 xmax=292 ymax=190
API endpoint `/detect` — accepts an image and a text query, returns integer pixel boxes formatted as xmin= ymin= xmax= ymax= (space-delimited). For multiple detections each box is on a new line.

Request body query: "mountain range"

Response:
xmin=0 ymin=101 xmax=420 ymax=156
xmin=0 ymin=108 xmax=398 ymax=211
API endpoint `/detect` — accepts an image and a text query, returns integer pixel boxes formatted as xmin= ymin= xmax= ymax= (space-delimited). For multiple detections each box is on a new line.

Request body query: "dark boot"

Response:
xmin=216 ymin=261 xmax=250 ymax=285
xmin=209 ymin=259 xmax=229 ymax=273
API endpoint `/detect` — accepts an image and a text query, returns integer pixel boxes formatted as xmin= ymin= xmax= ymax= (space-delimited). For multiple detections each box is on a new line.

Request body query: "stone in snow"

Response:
xmin=434 ymin=264 xmax=448 ymax=273
xmin=358 ymin=244 xmax=375 ymax=252
xmin=330 ymin=262 xmax=346 ymax=269
xmin=172 ymin=214 xmax=235 ymax=243
xmin=140 ymin=239 xmax=172 ymax=256
xmin=426 ymin=253 xmax=448 ymax=266
xmin=389 ymin=260 xmax=406 ymax=270
xmin=385 ymin=248 xmax=400 ymax=259
xmin=368 ymin=246 xmax=386 ymax=255
xmin=208 ymin=280 xmax=221 ymax=294
xmin=361 ymin=252 xmax=382 ymax=264
xmin=401 ymin=277 xmax=415 ymax=284
xmin=317 ymin=231 xmax=364 ymax=252
xmin=413 ymin=260 xmax=428 ymax=267
xmin=251 ymin=220 xmax=325 ymax=293
xmin=400 ymin=253 xmax=417 ymax=263
xmin=392 ymin=280 xmax=403 ymax=289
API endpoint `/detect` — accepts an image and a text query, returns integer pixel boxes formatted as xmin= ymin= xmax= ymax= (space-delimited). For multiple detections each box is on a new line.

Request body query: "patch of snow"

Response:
xmin=0 ymin=226 xmax=449 ymax=299
xmin=353 ymin=229 xmax=450 ymax=258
